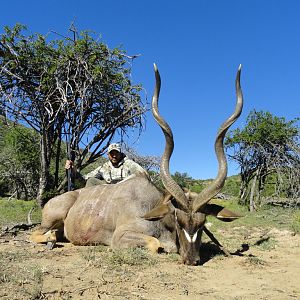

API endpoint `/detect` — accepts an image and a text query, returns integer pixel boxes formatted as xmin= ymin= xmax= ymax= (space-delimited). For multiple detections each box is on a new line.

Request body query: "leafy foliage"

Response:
xmin=0 ymin=119 xmax=40 ymax=199
xmin=172 ymin=171 xmax=193 ymax=188
xmin=222 ymin=175 xmax=241 ymax=197
xmin=0 ymin=24 xmax=146 ymax=205
xmin=226 ymin=110 xmax=298 ymax=148
xmin=226 ymin=110 xmax=299 ymax=210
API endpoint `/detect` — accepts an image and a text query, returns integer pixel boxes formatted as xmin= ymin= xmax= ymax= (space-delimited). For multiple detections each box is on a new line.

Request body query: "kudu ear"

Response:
xmin=142 ymin=194 xmax=173 ymax=221
xmin=142 ymin=203 xmax=172 ymax=220
xmin=201 ymin=204 xmax=242 ymax=222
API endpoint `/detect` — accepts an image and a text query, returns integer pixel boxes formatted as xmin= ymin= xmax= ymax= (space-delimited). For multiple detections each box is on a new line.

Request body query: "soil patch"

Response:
xmin=0 ymin=226 xmax=299 ymax=299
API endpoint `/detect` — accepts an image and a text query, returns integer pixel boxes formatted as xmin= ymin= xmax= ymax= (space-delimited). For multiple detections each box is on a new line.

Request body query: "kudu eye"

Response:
xmin=176 ymin=218 xmax=189 ymax=233
xmin=177 ymin=219 xmax=186 ymax=229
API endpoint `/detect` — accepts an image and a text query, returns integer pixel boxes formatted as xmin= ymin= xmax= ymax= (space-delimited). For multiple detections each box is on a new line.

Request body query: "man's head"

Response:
xmin=107 ymin=143 xmax=123 ymax=165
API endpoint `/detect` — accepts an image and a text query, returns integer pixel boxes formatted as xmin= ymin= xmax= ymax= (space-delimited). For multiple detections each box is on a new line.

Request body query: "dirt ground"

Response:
xmin=0 ymin=225 xmax=299 ymax=300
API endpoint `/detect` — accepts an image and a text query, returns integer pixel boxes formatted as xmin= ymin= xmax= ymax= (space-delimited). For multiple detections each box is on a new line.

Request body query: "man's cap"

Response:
xmin=108 ymin=143 xmax=121 ymax=153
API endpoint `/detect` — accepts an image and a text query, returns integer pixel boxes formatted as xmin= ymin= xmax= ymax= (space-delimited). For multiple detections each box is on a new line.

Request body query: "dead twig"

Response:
xmin=73 ymin=284 xmax=98 ymax=293
xmin=0 ymin=222 xmax=40 ymax=237
xmin=27 ymin=206 xmax=35 ymax=225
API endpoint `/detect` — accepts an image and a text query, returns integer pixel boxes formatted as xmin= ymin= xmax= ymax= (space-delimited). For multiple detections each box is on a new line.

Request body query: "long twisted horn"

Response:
xmin=192 ymin=65 xmax=243 ymax=213
xmin=152 ymin=64 xmax=189 ymax=212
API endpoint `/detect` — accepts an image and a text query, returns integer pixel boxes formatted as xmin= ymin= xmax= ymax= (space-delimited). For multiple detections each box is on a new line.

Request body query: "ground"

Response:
xmin=0 ymin=225 xmax=299 ymax=300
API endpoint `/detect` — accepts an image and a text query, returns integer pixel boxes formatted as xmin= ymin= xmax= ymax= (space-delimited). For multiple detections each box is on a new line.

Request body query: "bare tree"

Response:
xmin=123 ymin=145 xmax=160 ymax=173
xmin=0 ymin=24 xmax=146 ymax=206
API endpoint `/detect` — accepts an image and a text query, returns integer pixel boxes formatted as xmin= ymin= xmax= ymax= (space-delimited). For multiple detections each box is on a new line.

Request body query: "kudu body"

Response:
xmin=31 ymin=65 xmax=243 ymax=265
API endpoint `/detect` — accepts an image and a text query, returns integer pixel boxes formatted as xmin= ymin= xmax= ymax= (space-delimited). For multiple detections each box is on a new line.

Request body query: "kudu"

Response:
xmin=31 ymin=64 xmax=243 ymax=265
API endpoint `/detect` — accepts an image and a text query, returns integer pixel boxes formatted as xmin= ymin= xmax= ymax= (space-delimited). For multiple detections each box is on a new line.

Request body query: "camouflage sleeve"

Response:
xmin=99 ymin=162 xmax=113 ymax=183
xmin=84 ymin=165 xmax=105 ymax=180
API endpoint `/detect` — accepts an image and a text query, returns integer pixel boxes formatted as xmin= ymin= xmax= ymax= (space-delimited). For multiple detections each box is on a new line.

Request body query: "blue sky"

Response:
xmin=1 ymin=0 xmax=299 ymax=179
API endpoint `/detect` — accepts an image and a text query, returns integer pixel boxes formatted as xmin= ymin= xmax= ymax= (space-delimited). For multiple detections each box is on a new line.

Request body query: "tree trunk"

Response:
xmin=54 ymin=133 xmax=62 ymax=188
xmin=249 ymin=170 xmax=258 ymax=212
xmin=239 ymin=181 xmax=248 ymax=205
xmin=256 ymin=167 xmax=265 ymax=207
xmin=37 ymin=134 xmax=51 ymax=207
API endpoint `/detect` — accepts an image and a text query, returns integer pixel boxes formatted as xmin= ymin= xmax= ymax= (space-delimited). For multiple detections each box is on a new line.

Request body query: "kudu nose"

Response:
xmin=183 ymin=259 xmax=200 ymax=266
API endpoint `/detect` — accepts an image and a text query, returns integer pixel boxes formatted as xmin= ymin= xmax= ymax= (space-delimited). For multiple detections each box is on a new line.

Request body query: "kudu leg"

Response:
xmin=30 ymin=227 xmax=57 ymax=246
xmin=112 ymin=225 xmax=163 ymax=253
xmin=30 ymin=192 xmax=77 ymax=248
xmin=203 ymin=226 xmax=231 ymax=256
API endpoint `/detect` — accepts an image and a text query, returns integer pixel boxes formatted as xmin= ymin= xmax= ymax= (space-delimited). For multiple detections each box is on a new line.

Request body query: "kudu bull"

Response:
xmin=31 ymin=64 xmax=243 ymax=265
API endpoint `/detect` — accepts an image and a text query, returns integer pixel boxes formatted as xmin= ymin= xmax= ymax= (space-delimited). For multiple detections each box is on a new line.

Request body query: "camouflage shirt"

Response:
xmin=84 ymin=156 xmax=147 ymax=184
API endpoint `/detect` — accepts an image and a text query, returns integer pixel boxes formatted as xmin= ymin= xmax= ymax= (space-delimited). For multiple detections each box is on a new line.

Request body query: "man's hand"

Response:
xmin=65 ymin=160 xmax=74 ymax=170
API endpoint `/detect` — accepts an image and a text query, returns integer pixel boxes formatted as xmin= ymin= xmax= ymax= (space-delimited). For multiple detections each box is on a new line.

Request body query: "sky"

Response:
xmin=1 ymin=0 xmax=299 ymax=179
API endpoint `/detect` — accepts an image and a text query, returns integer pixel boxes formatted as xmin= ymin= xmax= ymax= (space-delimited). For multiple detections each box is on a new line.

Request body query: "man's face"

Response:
xmin=108 ymin=150 xmax=122 ymax=165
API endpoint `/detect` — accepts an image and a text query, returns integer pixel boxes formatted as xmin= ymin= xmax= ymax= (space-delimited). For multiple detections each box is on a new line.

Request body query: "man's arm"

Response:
xmin=84 ymin=165 xmax=105 ymax=180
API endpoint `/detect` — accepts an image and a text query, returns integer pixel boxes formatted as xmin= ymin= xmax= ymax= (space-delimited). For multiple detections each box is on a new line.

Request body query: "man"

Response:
xmin=65 ymin=143 xmax=148 ymax=187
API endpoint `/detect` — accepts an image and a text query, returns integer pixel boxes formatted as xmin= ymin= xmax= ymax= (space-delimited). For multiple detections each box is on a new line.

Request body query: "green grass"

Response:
xmin=203 ymin=198 xmax=300 ymax=251
xmin=240 ymin=205 xmax=299 ymax=232
xmin=255 ymin=237 xmax=277 ymax=251
xmin=208 ymin=198 xmax=300 ymax=233
xmin=291 ymin=210 xmax=300 ymax=234
xmin=0 ymin=198 xmax=42 ymax=227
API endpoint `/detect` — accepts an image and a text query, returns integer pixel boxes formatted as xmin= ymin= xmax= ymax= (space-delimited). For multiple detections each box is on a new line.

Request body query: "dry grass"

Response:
xmin=79 ymin=245 xmax=158 ymax=269
xmin=0 ymin=258 xmax=43 ymax=299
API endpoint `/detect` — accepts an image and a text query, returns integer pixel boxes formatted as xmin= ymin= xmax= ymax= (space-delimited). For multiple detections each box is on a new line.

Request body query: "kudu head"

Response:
xmin=144 ymin=64 xmax=243 ymax=265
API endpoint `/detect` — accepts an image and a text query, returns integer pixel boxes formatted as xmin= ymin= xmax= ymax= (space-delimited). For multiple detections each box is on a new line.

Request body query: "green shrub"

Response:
xmin=291 ymin=211 xmax=300 ymax=234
